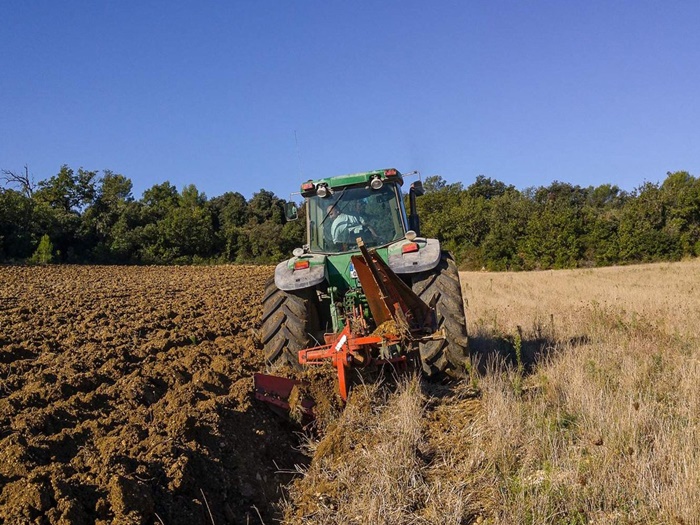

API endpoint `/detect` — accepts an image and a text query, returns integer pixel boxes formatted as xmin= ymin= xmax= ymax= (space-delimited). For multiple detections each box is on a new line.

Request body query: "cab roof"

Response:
xmin=300 ymin=168 xmax=403 ymax=196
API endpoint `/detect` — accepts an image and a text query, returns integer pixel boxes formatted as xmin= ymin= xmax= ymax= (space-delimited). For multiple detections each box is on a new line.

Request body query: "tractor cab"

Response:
xmin=309 ymin=183 xmax=405 ymax=252
xmin=278 ymin=168 xmax=436 ymax=298
xmin=298 ymin=168 xmax=414 ymax=254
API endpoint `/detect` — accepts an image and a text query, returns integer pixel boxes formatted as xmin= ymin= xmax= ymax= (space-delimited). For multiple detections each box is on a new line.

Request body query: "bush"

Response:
xmin=29 ymin=234 xmax=54 ymax=265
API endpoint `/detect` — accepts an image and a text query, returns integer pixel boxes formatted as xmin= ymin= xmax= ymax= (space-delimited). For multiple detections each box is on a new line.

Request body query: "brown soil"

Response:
xmin=293 ymin=366 xmax=343 ymax=431
xmin=0 ymin=265 xmax=307 ymax=524
xmin=371 ymin=319 xmax=400 ymax=338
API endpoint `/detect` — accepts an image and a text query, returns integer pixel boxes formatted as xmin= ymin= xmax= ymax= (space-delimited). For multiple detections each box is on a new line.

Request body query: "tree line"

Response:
xmin=0 ymin=165 xmax=303 ymax=264
xmin=419 ymin=171 xmax=700 ymax=270
xmin=1 ymin=165 xmax=698 ymax=269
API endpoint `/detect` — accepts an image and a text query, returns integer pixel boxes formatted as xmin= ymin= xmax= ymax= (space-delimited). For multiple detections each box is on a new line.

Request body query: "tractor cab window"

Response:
xmin=308 ymin=184 xmax=406 ymax=253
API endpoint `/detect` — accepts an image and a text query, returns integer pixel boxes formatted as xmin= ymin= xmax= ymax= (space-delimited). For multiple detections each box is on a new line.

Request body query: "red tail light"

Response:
xmin=301 ymin=182 xmax=314 ymax=191
xmin=385 ymin=169 xmax=397 ymax=177
xmin=401 ymin=242 xmax=419 ymax=254
xmin=294 ymin=260 xmax=310 ymax=270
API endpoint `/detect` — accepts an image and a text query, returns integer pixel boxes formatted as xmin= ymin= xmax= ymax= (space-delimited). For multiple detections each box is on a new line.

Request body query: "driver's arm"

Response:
xmin=359 ymin=216 xmax=378 ymax=237
xmin=331 ymin=216 xmax=344 ymax=244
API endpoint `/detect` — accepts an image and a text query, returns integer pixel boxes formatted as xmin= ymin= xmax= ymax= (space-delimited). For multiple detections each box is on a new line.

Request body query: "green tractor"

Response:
xmin=260 ymin=168 xmax=469 ymax=383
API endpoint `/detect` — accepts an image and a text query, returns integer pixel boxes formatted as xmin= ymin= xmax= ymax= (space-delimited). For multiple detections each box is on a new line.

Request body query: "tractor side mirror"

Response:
xmin=410 ymin=180 xmax=425 ymax=197
xmin=408 ymin=181 xmax=424 ymax=235
xmin=285 ymin=202 xmax=298 ymax=221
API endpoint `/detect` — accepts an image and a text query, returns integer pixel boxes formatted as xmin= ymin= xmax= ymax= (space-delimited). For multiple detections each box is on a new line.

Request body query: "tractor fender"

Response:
xmin=274 ymin=254 xmax=327 ymax=291
xmin=387 ymin=238 xmax=442 ymax=274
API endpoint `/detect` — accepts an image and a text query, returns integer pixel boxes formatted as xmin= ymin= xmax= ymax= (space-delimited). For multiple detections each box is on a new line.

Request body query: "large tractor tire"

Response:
xmin=412 ymin=252 xmax=469 ymax=378
xmin=260 ymin=277 xmax=318 ymax=369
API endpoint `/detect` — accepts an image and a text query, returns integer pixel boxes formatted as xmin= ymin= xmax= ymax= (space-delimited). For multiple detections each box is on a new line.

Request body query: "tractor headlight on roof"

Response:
xmin=370 ymin=176 xmax=383 ymax=190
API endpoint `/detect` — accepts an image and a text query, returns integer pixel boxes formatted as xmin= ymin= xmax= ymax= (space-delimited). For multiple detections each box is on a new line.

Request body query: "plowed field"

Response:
xmin=0 ymin=265 xmax=306 ymax=524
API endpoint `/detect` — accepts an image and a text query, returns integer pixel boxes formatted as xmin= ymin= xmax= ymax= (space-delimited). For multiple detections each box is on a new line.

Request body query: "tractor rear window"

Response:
xmin=307 ymin=184 xmax=406 ymax=253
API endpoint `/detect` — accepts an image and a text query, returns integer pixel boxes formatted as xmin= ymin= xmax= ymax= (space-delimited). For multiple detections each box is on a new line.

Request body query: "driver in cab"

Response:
xmin=328 ymin=201 xmax=377 ymax=247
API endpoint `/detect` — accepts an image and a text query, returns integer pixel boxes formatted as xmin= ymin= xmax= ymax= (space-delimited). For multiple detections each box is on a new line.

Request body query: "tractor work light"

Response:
xmin=370 ymin=176 xmax=383 ymax=190
xmin=316 ymin=184 xmax=330 ymax=198
xmin=405 ymin=230 xmax=417 ymax=241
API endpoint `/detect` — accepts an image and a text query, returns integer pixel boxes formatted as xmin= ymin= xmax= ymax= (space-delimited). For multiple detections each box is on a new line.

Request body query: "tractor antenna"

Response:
xmin=294 ymin=130 xmax=304 ymax=178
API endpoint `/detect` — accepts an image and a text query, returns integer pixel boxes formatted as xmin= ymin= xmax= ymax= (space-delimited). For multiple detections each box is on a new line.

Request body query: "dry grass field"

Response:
xmin=285 ymin=259 xmax=700 ymax=524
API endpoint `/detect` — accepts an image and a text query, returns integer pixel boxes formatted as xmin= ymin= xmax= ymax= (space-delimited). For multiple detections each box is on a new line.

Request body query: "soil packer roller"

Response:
xmin=255 ymin=168 xmax=469 ymax=411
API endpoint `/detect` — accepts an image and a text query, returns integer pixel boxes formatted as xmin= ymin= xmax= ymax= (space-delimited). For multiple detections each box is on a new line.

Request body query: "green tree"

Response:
xmin=107 ymin=200 xmax=144 ymax=262
xmin=518 ymin=182 xmax=588 ymax=269
xmin=439 ymin=193 xmax=490 ymax=267
xmin=423 ymin=175 xmax=463 ymax=194
xmin=416 ymin=177 xmax=463 ymax=239
xmin=30 ymin=234 xmax=54 ymax=264
xmin=466 ymin=175 xmax=511 ymax=200
xmin=136 ymin=182 xmax=181 ymax=262
xmin=618 ymin=182 xmax=676 ymax=262
xmin=31 ymin=166 xmax=99 ymax=261
xmin=35 ymin=165 xmax=97 ymax=212
xmin=0 ymin=189 xmax=35 ymax=260
xmin=237 ymin=221 xmax=285 ymax=263
xmin=82 ymin=171 xmax=136 ymax=261
xmin=580 ymin=184 xmax=627 ymax=266
xmin=209 ymin=192 xmax=249 ymax=261
xmin=162 ymin=184 xmax=215 ymax=260
xmin=141 ymin=181 xmax=179 ymax=220
xmin=247 ymin=189 xmax=285 ymax=224
xmin=482 ymin=189 xmax=532 ymax=270
xmin=660 ymin=171 xmax=700 ymax=256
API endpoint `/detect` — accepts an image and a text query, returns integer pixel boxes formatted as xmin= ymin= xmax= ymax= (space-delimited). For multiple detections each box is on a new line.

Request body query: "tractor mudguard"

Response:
xmin=387 ymin=238 xmax=441 ymax=275
xmin=274 ymin=254 xmax=327 ymax=291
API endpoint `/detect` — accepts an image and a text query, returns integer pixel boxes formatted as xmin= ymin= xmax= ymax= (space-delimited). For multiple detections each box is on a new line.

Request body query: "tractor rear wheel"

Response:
xmin=260 ymin=277 xmax=319 ymax=369
xmin=412 ymin=252 xmax=469 ymax=378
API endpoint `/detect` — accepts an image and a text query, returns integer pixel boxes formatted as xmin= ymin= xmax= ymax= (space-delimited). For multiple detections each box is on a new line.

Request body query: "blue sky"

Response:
xmin=2 ymin=1 xmax=699 ymax=201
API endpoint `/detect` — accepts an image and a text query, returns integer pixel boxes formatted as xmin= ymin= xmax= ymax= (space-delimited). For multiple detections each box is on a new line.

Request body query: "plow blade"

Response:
xmin=253 ymin=373 xmax=315 ymax=420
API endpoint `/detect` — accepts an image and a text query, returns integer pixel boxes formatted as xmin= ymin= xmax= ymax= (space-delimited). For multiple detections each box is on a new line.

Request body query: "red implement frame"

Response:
xmin=298 ymin=322 xmax=411 ymax=401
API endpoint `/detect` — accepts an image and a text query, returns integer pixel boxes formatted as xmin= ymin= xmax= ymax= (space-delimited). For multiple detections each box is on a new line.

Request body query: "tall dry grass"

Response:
xmin=465 ymin=258 xmax=700 ymax=524
xmin=284 ymin=259 xmax=700 ymax=524
xmin=283 ymin=376 xmax=488 ymax=524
